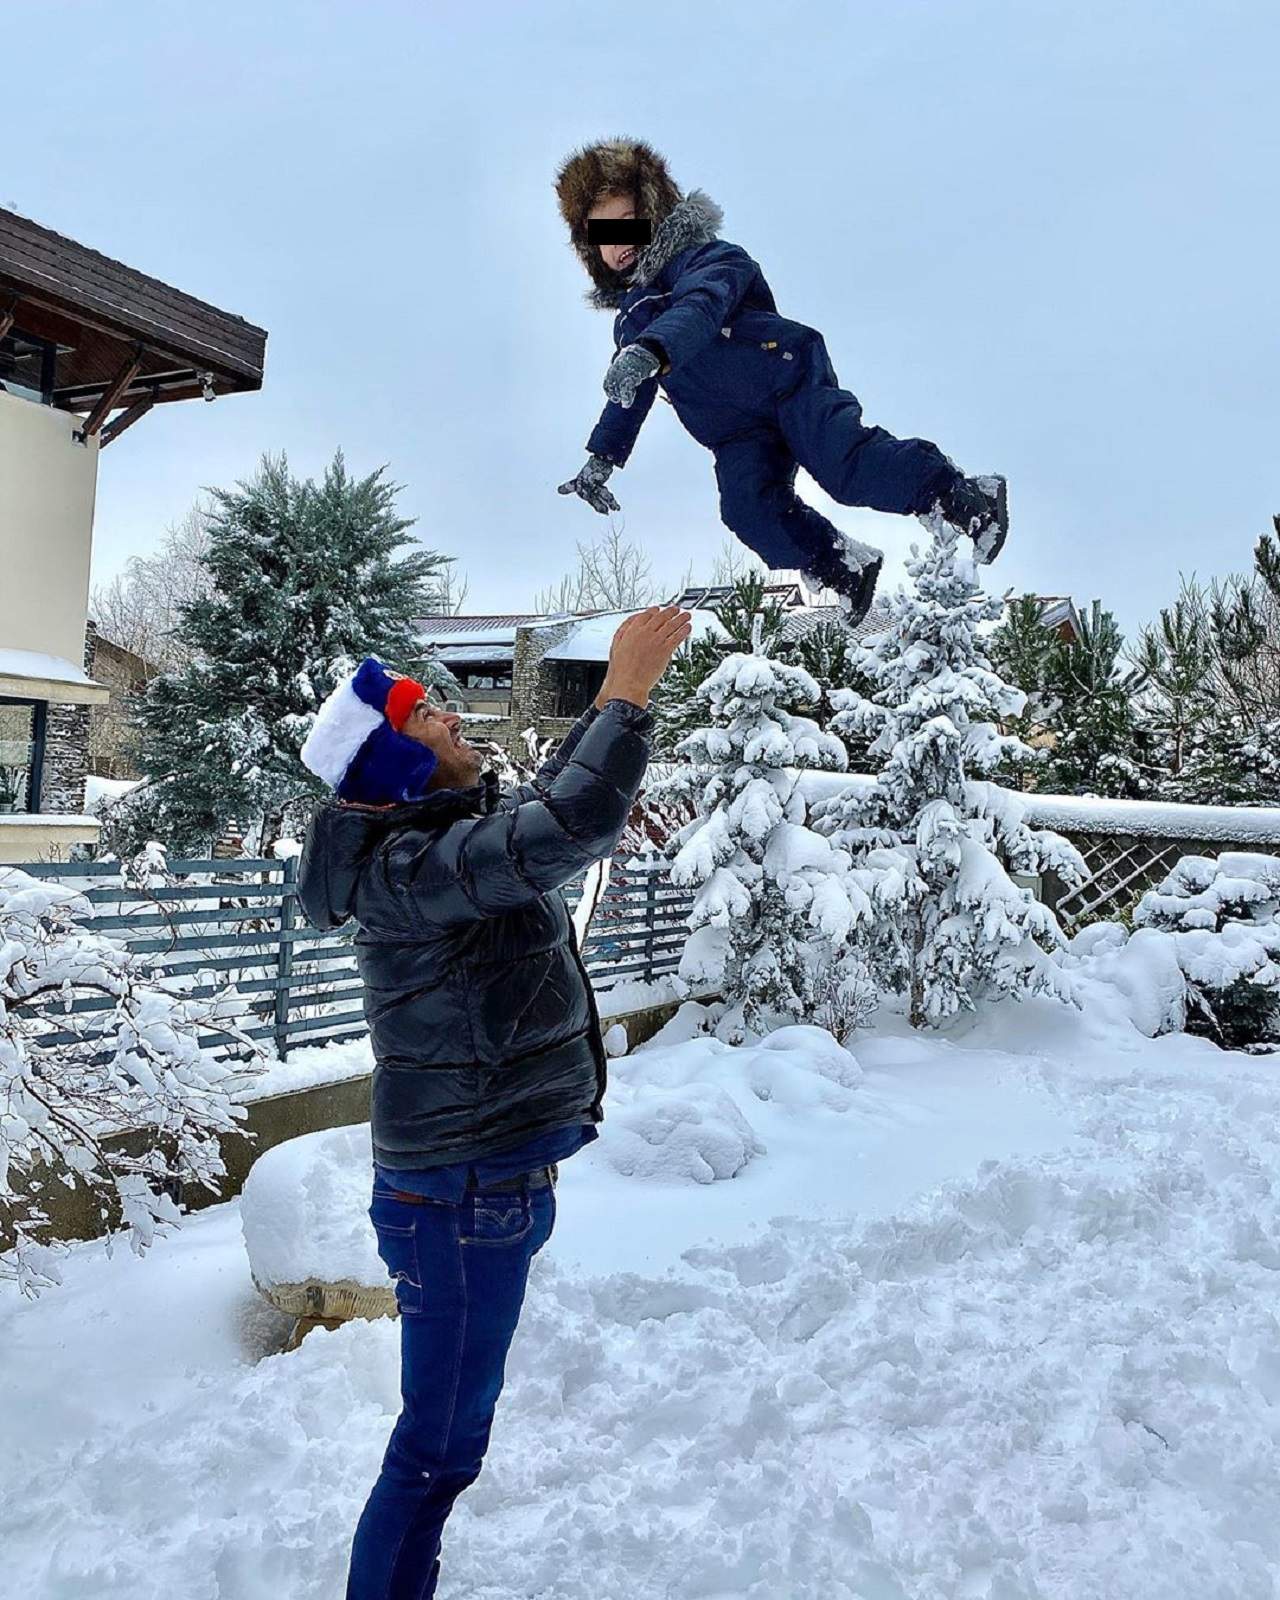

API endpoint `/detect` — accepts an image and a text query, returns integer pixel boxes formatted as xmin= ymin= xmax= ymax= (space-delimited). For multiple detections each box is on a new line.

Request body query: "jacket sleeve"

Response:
xmin=398 ymin=700 xmax=653 ymax=926
xmin=585 ymin=374 xmax=658 ymax=468
xmin=634 ymin=240 xmax=761 ymax=372
xmin=505 ymin=706 xmax=600 ymax=806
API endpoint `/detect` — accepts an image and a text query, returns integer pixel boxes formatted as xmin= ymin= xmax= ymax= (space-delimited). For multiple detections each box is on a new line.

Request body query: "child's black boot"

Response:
xmin=799 ymin=532 xmax=883 ymax=628
xmin=933 ymin=474 xmax=1009 ymax=563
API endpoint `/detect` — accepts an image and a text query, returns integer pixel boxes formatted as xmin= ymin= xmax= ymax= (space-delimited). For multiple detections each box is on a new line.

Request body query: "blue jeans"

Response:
xmin=345 ymin=1167 xmax=557 ymax=1600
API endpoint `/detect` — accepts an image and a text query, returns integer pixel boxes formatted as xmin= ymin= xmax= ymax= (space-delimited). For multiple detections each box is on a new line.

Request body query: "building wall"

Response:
xmin=0 ymin=390 xmax=100 ymax=665
xmin=509 ymin=620 xmax=576 ymax=752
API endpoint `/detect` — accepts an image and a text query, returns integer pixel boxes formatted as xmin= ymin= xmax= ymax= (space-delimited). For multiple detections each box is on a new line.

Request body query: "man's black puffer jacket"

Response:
xmin=296 ymin=701 xmax=653 ymax=1169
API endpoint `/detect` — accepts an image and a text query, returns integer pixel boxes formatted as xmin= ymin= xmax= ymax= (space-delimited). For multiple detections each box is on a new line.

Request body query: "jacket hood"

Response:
xmin=555 ymin=137 xmax=687 ymax=304
xmin=586 ymin=189 xmax=724 ymax=311
xmin=296 ymin=774 xmax=498 ymax=931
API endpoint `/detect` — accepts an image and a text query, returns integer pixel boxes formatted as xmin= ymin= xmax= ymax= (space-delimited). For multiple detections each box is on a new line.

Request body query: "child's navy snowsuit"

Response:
xmin=585 ymin=194 xmax=958 ymax=577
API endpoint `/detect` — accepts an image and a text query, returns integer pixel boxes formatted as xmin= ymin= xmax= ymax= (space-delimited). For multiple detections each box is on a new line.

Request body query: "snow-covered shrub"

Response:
xmin=1133 ymin=851 xmax=1280 ymax=1048
xmin=0 ymin=859 xmax=262 ymax=1297
xmin=816 ymin=519 xmax=1087 ymax=1028
xmin=1063 ymin=921 xmax=1190 ymax=1037
xmin=666 ymin=652 xmax=865 ymax=1041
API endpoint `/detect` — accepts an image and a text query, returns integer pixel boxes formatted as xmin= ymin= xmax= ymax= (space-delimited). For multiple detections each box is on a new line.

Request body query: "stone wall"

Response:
xmin=39 ymin=702 xmax=91 ymax=813
xmin=509 ymin=620 xmax=576 ymax=755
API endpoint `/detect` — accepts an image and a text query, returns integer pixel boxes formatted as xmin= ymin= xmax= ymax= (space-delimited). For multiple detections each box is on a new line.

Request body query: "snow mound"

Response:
xmin=1065 ymin=922 xmax=1188 ymax=1036
xmin=601 ymin=1081 xmax=763 ymax=1183
xmin=599 ymin=1026 xmax=863 ymax=1183
xmin=239 ymin=1123 xmax=383 ymax=1292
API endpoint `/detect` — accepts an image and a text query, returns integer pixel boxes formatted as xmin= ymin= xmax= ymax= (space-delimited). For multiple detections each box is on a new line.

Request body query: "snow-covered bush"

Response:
xmin=0 ymin=858 xmax=262 ymax=1298
xmin=1133 ymin=851 xmax=1280 ymax=1048
xmin=816 ymin=519 xmax=1087 ymax=1028
xmin=667 ymin=652 xmax=865 ymax=1041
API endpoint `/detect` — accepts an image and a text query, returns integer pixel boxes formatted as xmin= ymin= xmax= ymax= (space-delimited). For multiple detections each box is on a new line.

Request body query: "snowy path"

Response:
xmin=3 ymin=1005 xmax=1279 ymax=1599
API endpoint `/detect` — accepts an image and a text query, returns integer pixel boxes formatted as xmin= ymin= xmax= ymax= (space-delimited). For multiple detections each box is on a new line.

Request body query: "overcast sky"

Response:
xmin=8 ymin=0 xmax=1277 ymax=636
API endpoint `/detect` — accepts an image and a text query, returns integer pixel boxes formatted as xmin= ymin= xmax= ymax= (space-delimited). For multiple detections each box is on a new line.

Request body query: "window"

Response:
xmin=457 ymin=665 xmax=513 ymax=691
xmin=0 ymin=327 xmax=59 ymax=406
xmin=551 ymin=662 xmax=607 ymax=717
xmin=0 ymin=699 xmax=46 ymax=813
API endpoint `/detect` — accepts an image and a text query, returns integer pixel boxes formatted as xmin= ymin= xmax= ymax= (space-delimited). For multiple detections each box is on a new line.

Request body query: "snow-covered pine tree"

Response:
xmin=0 ymin=853 xmax=262 ymax=1298
xmin=667 ymin=651 xmax=864 ymax=1041
xmin=815 ymin=518 xmax=1086 ymax=1029
xmin=113 ymin=453 xmax=454 ymax=857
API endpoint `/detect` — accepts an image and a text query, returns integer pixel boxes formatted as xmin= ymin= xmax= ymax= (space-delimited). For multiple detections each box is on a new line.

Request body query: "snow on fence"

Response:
xmin=19 ymin=854 xmax=695 ymax=1060
xmin=799 ymin=772 xmax=1280 ymax=932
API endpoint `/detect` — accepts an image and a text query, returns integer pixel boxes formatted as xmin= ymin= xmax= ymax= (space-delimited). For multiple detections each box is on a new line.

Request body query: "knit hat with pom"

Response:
xmin=300 ymin=657 xmax=438 ymax=806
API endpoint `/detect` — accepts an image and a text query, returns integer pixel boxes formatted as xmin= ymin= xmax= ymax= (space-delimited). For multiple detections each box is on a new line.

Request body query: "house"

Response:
xmin=415 ymin=609 xmax=727 ymax=755
xmin=0 ymin=207 xmax=266 ymax=862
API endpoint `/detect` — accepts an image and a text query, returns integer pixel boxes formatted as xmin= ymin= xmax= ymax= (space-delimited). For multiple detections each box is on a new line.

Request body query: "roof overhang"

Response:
xmin=1 ymin=206 xmax=266 ymax=444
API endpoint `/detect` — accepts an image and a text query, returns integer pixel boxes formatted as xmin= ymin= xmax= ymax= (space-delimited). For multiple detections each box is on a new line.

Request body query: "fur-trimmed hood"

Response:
xmin=555 ymin=137 xmax=721 ymax=309
xmin=587 ymin=190 xmax=724 ymax=310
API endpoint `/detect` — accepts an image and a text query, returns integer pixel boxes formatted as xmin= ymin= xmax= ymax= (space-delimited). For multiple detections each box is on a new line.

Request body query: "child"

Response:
xmin=555 ymin=138 xmax=1008 ymax=625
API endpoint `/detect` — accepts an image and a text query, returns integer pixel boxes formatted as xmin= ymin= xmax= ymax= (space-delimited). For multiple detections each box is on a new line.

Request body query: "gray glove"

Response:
xmin=557 ymin=454 xmax=620 ymax=515
xmin=603 ymin=343 xmax=662 ymax=409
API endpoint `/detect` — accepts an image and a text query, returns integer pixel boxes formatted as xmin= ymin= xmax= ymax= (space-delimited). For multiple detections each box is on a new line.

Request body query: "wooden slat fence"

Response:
xmin=18 ymin=854 xmax=695 ymax=1059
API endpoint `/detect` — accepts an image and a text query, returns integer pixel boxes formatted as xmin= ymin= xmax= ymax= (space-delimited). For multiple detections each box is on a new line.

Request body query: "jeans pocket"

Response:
xmin=460 ymin=1189 xmax=534 ymax=1247
xmin=369 ymin=1200 xmax=426 ymax=1316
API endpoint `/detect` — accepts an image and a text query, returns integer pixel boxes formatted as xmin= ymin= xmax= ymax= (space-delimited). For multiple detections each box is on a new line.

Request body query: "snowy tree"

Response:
xmin=1132 ymin=851 xmax=1280 ymax=1049
xmin=1040 ymin=602 xmax=1147 ymax=797
xmin=89 ymin=498 xmax=217 ymax=676
xmin=111 ymin=452 xmax=453 ymax=857
xmin=534 ymin=525 xmax=658 ymax=613
xmin=667 ymin=652 xmax=864 ymax=1041
xmin=815 ymin=519 xmax=1087 ymax=1029
xmin=0 ymin=853 xmax=263 ymax=1299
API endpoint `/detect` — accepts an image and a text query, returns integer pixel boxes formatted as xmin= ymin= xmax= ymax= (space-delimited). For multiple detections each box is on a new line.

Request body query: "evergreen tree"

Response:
xmin=651 ymin=573 xmax=787 ymax=757
xmin=815 ymin=520 xmax=1085 ymax=1029
xmin=112 ymin=453 xmax=451 ymax=855
xmin=1133 ymin=582 xmax=1218 ymax=799
xmin=1038 ymin=601 xmax=1147 ymax=797
xmin=668 ymin=652 xmax=859 ymax=1041
xmin=1135 ymin=520 xmax=1280 ymax=807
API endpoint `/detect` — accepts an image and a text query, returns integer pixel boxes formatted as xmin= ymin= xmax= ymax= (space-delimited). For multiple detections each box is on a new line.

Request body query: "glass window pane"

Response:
xmin=0 ymin=701 xmax=37 ymax=812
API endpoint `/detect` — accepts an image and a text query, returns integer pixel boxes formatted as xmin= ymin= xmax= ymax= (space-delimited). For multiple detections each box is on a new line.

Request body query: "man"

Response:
xmin=296 ymin=605 xmax=691 ymax=1600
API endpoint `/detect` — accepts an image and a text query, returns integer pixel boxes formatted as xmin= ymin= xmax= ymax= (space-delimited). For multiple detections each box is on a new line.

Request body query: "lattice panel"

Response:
xmin=1053 ymin=834 xmax=1184 ymax=933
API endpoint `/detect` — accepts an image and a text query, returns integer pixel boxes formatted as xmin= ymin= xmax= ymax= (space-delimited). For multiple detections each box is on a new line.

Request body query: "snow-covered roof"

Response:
xmin=0 ymin=648 xmax=109 ymax=705
xmin=544 ymin=609 xmax=729 ymax=662
xmin=416 ymin=612 xmax=574 ymax=649
xmin=430 ymin=643 xmax=516 ymax=665
xmin=0 ymin=648 xmax=99 ymax=687
xmin=780 ymin=603 xmax=893 ymax=644
xmin=0 ymin=812 xmax=100 ymax=827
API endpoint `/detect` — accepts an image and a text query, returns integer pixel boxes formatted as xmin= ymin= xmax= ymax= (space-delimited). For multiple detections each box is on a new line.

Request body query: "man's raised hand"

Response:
xmin=595 ymin=606 xmax=693 ymax=710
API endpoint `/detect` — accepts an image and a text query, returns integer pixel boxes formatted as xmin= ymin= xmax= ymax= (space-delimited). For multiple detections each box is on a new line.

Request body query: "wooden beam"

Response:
xmin=99 ymin=391 xmax=157 ymax=448
xmin=75 ymin=342 xmax=144 ymax=440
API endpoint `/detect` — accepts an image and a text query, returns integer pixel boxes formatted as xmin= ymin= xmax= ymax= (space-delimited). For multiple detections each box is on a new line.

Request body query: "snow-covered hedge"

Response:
xmin=1133 ymin=852 xmax=1280 ymax=1048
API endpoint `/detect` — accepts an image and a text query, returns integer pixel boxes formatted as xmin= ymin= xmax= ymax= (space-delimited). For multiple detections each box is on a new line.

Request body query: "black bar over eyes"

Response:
xmin=586 ymin=218 xmax=653 ymax=245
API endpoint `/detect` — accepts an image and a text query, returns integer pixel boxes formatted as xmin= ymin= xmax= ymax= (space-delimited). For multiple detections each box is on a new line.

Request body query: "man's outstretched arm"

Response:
xmin=399 ymin=608 xmax=691 ymax=923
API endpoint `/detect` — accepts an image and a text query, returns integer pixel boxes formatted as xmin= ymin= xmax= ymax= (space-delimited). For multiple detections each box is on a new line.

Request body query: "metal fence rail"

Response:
xmin=18 ymin=854 xmax=694 ymax=1059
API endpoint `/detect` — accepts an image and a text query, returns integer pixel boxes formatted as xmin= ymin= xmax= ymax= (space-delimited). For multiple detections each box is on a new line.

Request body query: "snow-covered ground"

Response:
xmin=4 ymin=996 xmax=1280 ymax=1599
